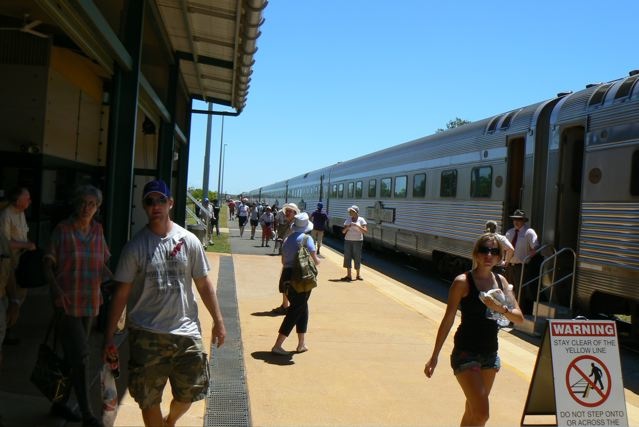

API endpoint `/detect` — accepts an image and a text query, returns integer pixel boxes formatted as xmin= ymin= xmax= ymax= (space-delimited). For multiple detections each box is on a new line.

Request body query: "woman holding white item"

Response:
xmin=424 ymin=233 xmax=524 ymax=427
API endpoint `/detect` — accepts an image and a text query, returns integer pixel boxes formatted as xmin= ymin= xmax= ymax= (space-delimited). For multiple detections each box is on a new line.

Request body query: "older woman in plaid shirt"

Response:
xmin=44 ymin=185 xmax=111 ymax=426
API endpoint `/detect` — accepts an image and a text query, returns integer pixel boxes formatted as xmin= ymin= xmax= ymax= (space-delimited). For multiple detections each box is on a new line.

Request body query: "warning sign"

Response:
xmin=549 ymin=320 xmax=628 ymax=427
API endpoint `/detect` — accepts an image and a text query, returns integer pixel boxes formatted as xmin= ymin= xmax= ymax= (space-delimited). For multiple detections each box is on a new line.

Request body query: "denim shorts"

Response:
xmin=450 ymin=349 xmax=500 ymax=375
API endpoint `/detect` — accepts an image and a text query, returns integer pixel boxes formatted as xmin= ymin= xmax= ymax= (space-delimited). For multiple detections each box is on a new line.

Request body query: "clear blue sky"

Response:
xmin=187 ymin=0 xmax=638 ymax=196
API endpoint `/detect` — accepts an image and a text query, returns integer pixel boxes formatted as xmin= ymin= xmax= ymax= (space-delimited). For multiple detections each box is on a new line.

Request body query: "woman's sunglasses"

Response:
xmin=478 ymin=246 xmax=500 ymax=256
xmin=144 ymin=196 xmax=168 ymax=207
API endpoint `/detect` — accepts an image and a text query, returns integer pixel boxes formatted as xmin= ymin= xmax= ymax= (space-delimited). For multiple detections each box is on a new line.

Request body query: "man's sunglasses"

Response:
xmin=144 ymin=196 xmax=168 ymax=207
xmin=478 ymin=246 xmax=500 ymax=256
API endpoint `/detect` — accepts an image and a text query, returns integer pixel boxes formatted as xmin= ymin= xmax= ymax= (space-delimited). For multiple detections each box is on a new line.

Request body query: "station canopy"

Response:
xmin=0 ymin=0 xmax=267 ymax=112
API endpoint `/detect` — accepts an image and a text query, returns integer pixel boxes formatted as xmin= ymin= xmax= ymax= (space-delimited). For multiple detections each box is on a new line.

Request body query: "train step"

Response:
xmin=513 ymin=302 xmax=572 ymax=336
xmin=533 ymin=301 xmax=572 ymax=319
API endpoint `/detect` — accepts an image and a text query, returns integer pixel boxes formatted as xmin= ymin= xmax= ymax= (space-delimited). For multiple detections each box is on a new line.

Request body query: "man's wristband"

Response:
xmin=501 ymin=305 xmax=509 ymax=315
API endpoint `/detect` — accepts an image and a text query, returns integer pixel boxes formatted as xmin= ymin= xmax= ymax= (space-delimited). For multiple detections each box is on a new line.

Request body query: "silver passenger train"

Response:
xmin=248 ymin=71 xmax=639 ymax=331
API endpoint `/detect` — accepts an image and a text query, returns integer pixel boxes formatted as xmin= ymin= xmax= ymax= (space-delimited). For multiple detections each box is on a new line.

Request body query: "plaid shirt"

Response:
xmin=46 ymin=218 xmax=111 ymax=317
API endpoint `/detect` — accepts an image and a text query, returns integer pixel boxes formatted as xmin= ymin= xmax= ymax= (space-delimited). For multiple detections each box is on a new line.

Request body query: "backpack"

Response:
xmin=290 ymin=235 xmax=318 ymax=293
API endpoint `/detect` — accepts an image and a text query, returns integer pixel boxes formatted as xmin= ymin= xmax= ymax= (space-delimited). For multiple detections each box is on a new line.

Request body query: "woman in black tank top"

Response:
xmin=424 ymin=233 xmax=524 ymax=426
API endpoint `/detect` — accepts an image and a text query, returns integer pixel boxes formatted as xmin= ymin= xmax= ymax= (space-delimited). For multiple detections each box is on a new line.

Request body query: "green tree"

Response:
xmin=188 ymin=187 xmax=217 ymax=201
xmin=436 ymin=117 xmax=471 ymax=133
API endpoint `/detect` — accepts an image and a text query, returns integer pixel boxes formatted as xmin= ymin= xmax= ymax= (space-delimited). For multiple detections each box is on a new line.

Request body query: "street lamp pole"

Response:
xmin=216 ymin=116 xmax=225 ymax=199
xmin=221 ymin=143 xmax=228 ymax=197
xmin=202 ymin=102 xmax=213 ymax=198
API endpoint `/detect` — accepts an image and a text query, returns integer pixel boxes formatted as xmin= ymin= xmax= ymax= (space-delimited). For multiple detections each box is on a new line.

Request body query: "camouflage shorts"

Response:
xmin=128 ymin=329 xmax=210 ymax=409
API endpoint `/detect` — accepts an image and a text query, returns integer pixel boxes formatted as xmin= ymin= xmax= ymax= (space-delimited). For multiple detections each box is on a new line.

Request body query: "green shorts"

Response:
xmin=128 ymin=329 xmax=209 ymax=409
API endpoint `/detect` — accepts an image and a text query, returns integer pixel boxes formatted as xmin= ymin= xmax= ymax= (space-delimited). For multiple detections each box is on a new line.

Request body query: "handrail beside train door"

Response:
xmin=518 ymin=246 xmax=576 ymax=328
xmin=516 ymin=243 xmax=556 ymax=304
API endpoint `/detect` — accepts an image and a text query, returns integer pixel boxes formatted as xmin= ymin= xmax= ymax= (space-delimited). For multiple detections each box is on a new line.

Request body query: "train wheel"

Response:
xmin=436 ymin=254 xmax=453 ymax=280
xmin=451 ymin=258 xmax=467 ymax=276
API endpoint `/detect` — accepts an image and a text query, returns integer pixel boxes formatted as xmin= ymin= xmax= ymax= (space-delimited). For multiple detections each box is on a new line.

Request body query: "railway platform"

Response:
xmin=1 ymin=222 xmax=639 ymax=426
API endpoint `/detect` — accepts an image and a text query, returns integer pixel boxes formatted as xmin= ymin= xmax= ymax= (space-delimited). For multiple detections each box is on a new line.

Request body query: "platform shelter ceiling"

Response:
xmin=0 ymin=0 xmax=266 ymax=113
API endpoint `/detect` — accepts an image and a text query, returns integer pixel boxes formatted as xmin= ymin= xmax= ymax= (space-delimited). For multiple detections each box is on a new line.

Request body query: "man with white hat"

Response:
xmin=504 ymin=209 xmax=540 ymax=314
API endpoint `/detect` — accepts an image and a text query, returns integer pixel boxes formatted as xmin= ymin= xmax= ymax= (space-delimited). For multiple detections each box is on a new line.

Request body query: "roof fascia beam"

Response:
xmin=175 ymin=50 xmax=233 ymax=70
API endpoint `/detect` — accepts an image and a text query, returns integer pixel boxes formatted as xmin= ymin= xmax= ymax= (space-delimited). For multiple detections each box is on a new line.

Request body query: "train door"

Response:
xmin=554 ymin=127 xmax=584 ymax=250
xmin=505 ymin=137 xmax=525 ymax=223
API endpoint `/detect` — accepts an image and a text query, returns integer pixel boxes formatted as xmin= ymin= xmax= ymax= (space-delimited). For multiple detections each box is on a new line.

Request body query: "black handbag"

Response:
xmin=30 ymin=314 xmax=71 ymax=402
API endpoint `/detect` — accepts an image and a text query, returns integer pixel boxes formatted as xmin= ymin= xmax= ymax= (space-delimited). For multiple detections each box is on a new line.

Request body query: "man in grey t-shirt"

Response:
xmin=103 ymin=179 xmax=226 ymax=427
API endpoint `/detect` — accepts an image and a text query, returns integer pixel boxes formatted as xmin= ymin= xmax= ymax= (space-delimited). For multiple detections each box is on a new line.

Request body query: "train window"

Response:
xmin=394 ymin=176 xmax=407 ymax=198
xmin=440 ymin=170 xmax=457 ymax=197
xmin=355 ymin=181 xmax=363 ymax=198
xmin=368 ymin=179 xmax=377 ymax=198
xmin=470 ymin=166 xmax=492 ymax=197
xmin=615 ymin=75 xmax=639 ymax=100
xmin=347 ymin=182 xmax=354 ymax=198
xmin=338 ymin=183 xmax=344 ymax=198
xmin=413 ymin=173 xmax=426 ymax=197
xmin=500 ymin=111 xmax=517 ymax=129
xmin=487 ymin=117 xmax=499 ymax=133
xmin=588 ymin=84 xmax=612 ymax=107
xmin=381 ymin=178 xmax=392 ymax=197
xmin=331 ymin=184 xmax=337 ymax=198
xmin=632 ymin=151 xmax=639 ymax=196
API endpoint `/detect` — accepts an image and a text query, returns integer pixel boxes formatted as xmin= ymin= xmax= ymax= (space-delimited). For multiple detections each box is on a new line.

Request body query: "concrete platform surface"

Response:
xmin=1 ymin=222 xmax=638 ymax=427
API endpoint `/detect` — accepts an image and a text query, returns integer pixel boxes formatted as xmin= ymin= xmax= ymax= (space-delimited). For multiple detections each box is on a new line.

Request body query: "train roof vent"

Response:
xmin=500 ymin=111 xmax=517 ymax=129
xmin=486 ymin=116 xmax=499 ymax=133
xmin=587 ymin=83 xmax=612 ymax=107
xmin=614 ymin=74 xmax=639 ymax=100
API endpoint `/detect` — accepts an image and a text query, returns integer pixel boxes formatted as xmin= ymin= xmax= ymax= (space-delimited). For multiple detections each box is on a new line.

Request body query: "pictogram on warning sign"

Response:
xmin=565 ymin=355 xmax=611 ymax=407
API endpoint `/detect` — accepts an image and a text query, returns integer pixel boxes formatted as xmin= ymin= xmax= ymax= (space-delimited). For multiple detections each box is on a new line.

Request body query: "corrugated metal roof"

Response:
xmin=0 ymin=0 xmax=267 ymax=113
xmin=157 ymin=0 xmax=267 ymax=112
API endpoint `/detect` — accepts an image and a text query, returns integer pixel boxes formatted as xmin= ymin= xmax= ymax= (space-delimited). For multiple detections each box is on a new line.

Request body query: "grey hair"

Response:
xmin=73 ymin=185 xmax=103 ymax=209
xmin=485 ymin=220 xmax=498 ymax=233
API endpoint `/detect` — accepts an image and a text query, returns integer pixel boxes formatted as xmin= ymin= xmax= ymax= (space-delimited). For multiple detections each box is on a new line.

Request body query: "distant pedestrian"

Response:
xmin=227 ymin=199 xmax=236 ymax=221
xmin=484 ymin=220 xmax=514 ymax=275
xmin=259 ymin=206 xmax=274 ymax=247
xmin=424 ymin=233 xmax=524 ymax=427
xmin=271 ymin=212 xmax=320 ymax=355
xmin=504 ymin=209 xmax=540 ymax=314
xmin=103 ymin=179 xmax=226 ymax=427
xmin=43 ymin=185 xmax=111 ymax=426
xmin=211 ymin=199 xmax=221 ymax=236
xmin=249 ymin=203 xmax=260 ymax=240
xmin=237 ymin=198 xmax=249 ymax=237
xmin=310 ymin=202 xmax=328 ymax=255
xmin=340 ymin=205 xmax=367 ymax=282
xmin=200 ymin=198 xmax=214 ymax=245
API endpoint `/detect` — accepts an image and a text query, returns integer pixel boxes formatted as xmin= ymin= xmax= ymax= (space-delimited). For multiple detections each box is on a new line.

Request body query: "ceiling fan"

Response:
xmin=0 ymin=14 xmax=49 ymax=39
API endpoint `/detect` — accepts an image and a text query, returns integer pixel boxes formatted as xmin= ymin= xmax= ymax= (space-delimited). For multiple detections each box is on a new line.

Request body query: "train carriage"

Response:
xmin=249 ymin=71 xmax=639 ymax=334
